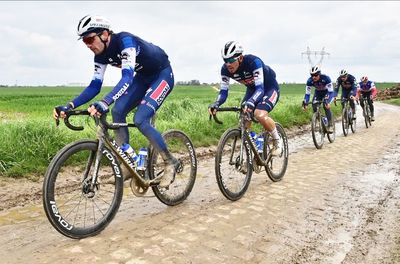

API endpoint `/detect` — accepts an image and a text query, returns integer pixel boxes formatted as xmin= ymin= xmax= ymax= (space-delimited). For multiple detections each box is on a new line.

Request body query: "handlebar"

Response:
xmin=56 ymin=110 xmax=137 ymax=131
xmin=209 ymin=106 xmax=258 ymax=125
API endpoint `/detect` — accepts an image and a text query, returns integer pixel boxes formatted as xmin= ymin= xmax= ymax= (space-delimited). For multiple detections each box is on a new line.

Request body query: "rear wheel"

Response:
xmin=43 ymin=140 xmax=123 ymax=239
xmin=311 ymin=112 xmax=324 ymax=149
xmin=149 ymin=130 xmax=197 ymax=206
xmin=215 ymin=128 xmax=252 ymax=201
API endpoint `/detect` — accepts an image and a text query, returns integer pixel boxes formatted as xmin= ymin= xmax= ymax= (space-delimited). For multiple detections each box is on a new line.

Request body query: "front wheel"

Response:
xmin=264 ymin=123 xmax=289 ymax=182
xmin=342 ymin=108 xmax=349 ymax=137
xmin=311 ymin=112 xmax=324 ymax=149
xmin=149 ymin=129 xmax=197 ymax=206
xmin=215 ymin=128 xmax=252 ymax=201
xmin=42 ymin=140 xmax=124 ymax=239
xmin=363 ymin=104 xmax=370 ymax=128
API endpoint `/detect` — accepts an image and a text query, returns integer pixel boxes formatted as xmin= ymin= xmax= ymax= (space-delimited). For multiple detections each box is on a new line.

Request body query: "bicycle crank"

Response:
xmin=130 ymin=177 xmax=149 ymax=197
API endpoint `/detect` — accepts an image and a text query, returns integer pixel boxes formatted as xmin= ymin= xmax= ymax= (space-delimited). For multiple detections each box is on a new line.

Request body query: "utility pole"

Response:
xmin=301 ymin=46 xmax=330 ymax=68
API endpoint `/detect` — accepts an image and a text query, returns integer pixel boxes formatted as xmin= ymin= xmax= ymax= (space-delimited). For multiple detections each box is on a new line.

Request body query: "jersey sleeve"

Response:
xmin=304 ymin=78 xmax=312 ymax=103
xmin=103 ymin=36 xmax=137 ymax=105
xmin=215 ymin=67 xmax=230 ymax=105
xmin=71 ymin=62 xmax=107 ymax=108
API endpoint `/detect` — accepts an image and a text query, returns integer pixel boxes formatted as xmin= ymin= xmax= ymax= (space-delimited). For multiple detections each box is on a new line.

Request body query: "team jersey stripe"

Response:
xmin=150 ymin=80 xmax=168 ymax=100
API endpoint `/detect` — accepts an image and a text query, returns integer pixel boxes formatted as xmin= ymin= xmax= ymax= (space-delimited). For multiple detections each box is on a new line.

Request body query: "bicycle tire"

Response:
xmin=350 ymin=110 xmax=357 ymax=133
xmin=362 ymin=102 xmax=369 ymax=128
xmin=366 ymin=104 xmax=372 ymax=126
xmin=342 ymin=108 xmax=349 ymax=137
xmin=327 ymin=113 xmax=336 ymax=143
xmin=264 ymin=123 xmax=289 ymax=182
xmin=149 ymin=129 xmax=197 ymax=206
xmin=311 ymin=112 xmax=324 ymax=149
xmin=43 ymin=140 xmax=124 ymax=239
xmin=215 ymin=128 xmax=252 ymax=201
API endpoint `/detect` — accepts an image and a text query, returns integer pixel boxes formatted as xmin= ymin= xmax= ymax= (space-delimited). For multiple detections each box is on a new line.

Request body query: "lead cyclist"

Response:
xmin=53 ymin=15 xmax=178 ymax=188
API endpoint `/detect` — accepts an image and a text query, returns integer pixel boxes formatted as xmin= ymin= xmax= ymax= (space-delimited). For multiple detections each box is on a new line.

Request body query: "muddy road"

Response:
xmin=0 ymin=102 xmax=399 ymax=264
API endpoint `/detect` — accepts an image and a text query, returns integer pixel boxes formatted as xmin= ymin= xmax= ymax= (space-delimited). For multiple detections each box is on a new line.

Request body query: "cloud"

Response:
xmin=0 ymin=1 xmax=400 ymax=85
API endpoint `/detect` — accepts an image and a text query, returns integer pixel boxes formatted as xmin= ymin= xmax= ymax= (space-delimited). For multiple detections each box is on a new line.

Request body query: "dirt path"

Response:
xmin=0 ymin=102 xmax=399 ymax=264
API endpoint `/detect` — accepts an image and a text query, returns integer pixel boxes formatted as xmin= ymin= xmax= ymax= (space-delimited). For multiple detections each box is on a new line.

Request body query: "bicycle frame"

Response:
xmin=61 ymin=110 xmax=158 ymax=190
xmin=211 ymin=107 xmax=271 ymax=167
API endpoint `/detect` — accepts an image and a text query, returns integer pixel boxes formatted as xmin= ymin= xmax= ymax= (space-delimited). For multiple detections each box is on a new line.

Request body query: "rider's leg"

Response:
xmin=367 ymin=92 xmax=375 ymax=120
xmin=112 ymin=78 xmax=147 ymax=180
xmin=254 ymin=87 xmax=281 ymax=156
xmin=138 ymin=66 xmax=176 ymax=187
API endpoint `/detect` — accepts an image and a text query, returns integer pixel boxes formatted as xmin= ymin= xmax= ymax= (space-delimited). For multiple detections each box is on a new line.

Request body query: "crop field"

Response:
xmin=0 ymin=82 xmax=396 ymax=178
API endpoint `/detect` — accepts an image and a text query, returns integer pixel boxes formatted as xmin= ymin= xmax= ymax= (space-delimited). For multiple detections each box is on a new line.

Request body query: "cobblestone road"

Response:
xmin=0 ymin=102 xmax=399 ymax=264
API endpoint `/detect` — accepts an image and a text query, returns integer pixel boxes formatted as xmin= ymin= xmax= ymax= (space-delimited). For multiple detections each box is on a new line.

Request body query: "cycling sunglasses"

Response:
xmin=310 ymin=73 xmax=320 ymax=77
xmin=82 ymin=32 xmax=102 ymax=45
xmin=224 ymin=56 xmax=239 ymax=64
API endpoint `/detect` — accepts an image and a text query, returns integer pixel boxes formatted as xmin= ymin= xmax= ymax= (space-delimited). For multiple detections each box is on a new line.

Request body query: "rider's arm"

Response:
xmin=333 ymin=78 xmax=340 ymax=97
xmin=371 ymin=82 xmax=377 ymax=98
xmin=214 ymin=71 xmax=230 ymax=106
xmin=326 ymin=80 xmax=334 ymax=102
xmin=103 ymin=44 xmax=136 ymax=105
xmin=304 ymin=78 xmax=312 ymax=103
xmin=71 ymin=63 xmax=107 ymax=108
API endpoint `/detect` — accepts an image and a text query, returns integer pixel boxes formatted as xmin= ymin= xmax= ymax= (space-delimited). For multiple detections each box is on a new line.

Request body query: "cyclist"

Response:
xmin=53 ymin=15 xmax=178 ymax=188
xmin=302 ymin=66 xmax=334 ymax=133
xmin=334 ymin=69 xmax=357 ymax=119
xmin=208 ymin=41 xmax=282 ymax=156
xmin=357 ymin=76 xmax=377 ymax=121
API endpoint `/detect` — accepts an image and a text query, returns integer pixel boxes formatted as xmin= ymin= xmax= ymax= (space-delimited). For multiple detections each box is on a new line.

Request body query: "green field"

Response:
xmin=0 ymin=82 xmax=397 ymax=179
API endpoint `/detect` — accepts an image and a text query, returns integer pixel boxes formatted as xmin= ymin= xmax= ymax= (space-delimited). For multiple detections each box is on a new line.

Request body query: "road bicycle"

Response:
xmin=307 ymin=99 xmax=336 ymax=149
xmin=43 ymin=110 xmax=197 ymax=239
xmin=360 ymin=96 xmax=372 ymax=128
xmin=340 ymin=98 xmax=357 ymax=136
xmin=210 ymin=107 xmax=288 ymax=201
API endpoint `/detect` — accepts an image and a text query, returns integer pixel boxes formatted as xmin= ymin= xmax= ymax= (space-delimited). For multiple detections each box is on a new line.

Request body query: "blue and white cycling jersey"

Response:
xmin=72 ymin=32 xmax=170 ymax=107
xmin=304 ymin=74 xmax=334 ymax=103
xmin=216 ymin=54 xmax=280 ymax=111
xmin=334 ymin=74 xmax=357 ymax=97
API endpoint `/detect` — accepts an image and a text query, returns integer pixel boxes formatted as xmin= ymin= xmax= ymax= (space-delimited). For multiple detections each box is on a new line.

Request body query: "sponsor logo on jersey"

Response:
xmin=268 ymin=90 xmax=278 ymax=105
xmin=150 ymin=80 xmax=170 ymax=105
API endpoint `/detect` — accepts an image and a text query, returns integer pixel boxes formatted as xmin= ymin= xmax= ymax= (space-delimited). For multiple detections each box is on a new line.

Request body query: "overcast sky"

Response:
xmin=1 ymin=1 xmax=400 ymax=86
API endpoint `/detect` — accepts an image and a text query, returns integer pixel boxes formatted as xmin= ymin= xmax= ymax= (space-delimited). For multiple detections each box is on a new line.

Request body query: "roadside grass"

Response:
xmin=0 ymin=83 xmax=395 ymax=178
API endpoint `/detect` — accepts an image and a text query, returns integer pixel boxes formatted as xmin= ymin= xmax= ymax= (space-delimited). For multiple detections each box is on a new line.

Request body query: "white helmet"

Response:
xmin=339 ymin=69 xmax=348 ymax=77
xmin=221 ymin=41 xmax=243 ymax=59
xmin=77 ymin=15 xmax=111 ymax=38
xmin=361 ymin=76 xmax=368 ymax=82
xmin=310 ymin=66 xmax=321 ymax=75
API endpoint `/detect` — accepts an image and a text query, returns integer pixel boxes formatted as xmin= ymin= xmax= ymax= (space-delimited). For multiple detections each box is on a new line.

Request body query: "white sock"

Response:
xmin=271 ymin=128 xmax=279 ymax=141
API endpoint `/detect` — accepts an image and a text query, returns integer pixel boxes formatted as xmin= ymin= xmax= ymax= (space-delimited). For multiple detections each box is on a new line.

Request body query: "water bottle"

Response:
xmin=322 ymin=117 xmax=328 ymax=127
xmin=121 ymin=143 xmax=139 ymax=165
xmin=137 ymin=147 xmax=148 ymax=171
xmin=256 ymin=135 xmax=264 ymax=153
xmin=249 ymin=131 xmax=257 ymax=141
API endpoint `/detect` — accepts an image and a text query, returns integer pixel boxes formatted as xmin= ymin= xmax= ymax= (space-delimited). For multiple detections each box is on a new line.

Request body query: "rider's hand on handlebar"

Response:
xmin=302 ymin=101 xmax=308 ymax=111
xmin=243 ymin=100 xmax=255 ymax=113
xmin=89 ymin=100 xmax=109 ymax=117
xmin=208 ymin=101 xmax=220 ymax=115
xmin=53 ymin=103 xmax=73 ymax=119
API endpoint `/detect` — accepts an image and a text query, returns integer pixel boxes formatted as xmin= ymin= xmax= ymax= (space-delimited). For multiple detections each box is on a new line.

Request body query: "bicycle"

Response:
xmin=340 ymin=98 xmax=357 ymax=136
xmin=307 ymin=99 xmax=336 ymax=149
xmin=210 ymin=107 xmax=288 ymax=201
xmin=43 ymin=110 xmax=197 ymax=239
xmin=360 ymin=96 xmax=372 ymax=128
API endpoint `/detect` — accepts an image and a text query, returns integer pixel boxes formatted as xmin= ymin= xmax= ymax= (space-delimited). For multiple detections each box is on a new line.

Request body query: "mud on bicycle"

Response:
xmin=210 ymin=106 xmax=288 ymax=201
xmin=43 ymin=110 xmax=197 ymax=239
